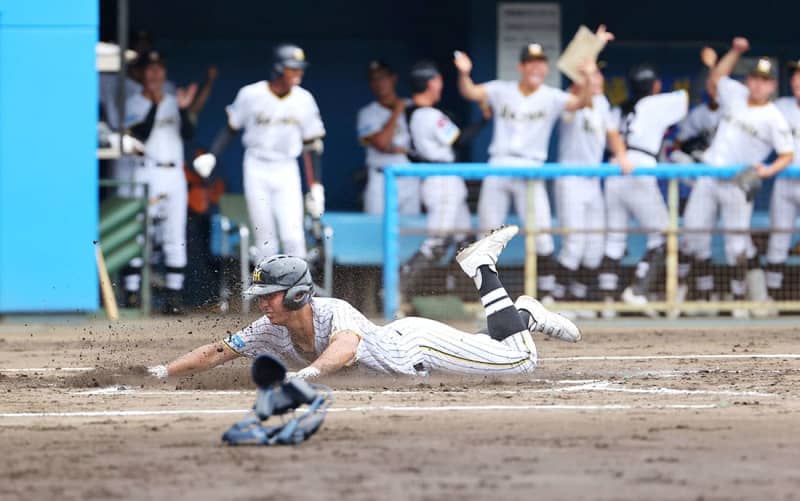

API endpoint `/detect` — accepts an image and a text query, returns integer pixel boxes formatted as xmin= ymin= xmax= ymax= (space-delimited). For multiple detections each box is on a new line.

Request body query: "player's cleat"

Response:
xmin=621 ymin=286 xmax=648 ymax=307
xmin=124 ymin=291 xmax=140 ymax=309
xmin=456 ymin=225 xmax=519 ymax=279
xmin=162 ymin=289 xmax=185 ymax=315
xmin=515 ymin=295 xmax=581 ymax=343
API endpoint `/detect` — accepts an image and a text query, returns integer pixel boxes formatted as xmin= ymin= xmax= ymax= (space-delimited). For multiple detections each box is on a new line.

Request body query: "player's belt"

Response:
xmin=626 ymin=145 xmax=659 ymax=160
xmin=155 ymin=162 xmax=177 ymax=168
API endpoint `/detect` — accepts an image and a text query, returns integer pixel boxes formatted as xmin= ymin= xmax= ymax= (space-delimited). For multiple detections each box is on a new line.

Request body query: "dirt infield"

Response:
xmin=1 ymin=315 xmax=799 ymax=500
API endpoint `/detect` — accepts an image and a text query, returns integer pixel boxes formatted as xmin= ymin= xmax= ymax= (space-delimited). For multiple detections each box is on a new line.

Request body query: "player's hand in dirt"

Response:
xmin=286 ymin=366 xmax=321 ymax=380
xmin=147 ymin=365 xmax=169 ymax=379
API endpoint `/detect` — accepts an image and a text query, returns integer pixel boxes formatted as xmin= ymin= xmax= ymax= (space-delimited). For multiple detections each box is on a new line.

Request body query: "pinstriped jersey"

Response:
xmin=223 ymin=297 xmax=380 ymax=369
xmin=222 ymin=298 xmax=536 ymax=376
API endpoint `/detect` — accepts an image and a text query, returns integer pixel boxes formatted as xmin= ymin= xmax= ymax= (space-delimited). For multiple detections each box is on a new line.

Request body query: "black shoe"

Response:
xmin=162 ymin=289 xmax=184 ymax=315
xmin=124 ymin=291 xmax=140 ymax=309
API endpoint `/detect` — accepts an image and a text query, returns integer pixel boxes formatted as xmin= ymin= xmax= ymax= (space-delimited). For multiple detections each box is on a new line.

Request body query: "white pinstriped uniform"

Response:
xmin=223 ymin=297 xmax=536 ymax=375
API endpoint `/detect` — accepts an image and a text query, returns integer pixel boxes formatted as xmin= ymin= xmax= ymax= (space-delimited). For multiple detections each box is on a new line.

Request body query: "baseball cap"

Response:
xmin=788 ymin=59 xmax=800 ymax=74
xmin=367 ymin=60 xmax=393 ymax=78
xmin=519 ymin=43 xmax=548 ymax=63
xmin=135 ymin=50 xmax=166 ymax=69
xmin=749 ymin=57 xmax=776 ymax=79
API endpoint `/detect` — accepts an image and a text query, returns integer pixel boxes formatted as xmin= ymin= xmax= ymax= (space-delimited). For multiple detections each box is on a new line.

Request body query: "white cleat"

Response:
xmin=621 ymin=286 xmax=648 ymax=307
xmin=456 ymin=225 xmax=519 ymax=279
xmin=515 ymin=295 xmax=582 ymax=343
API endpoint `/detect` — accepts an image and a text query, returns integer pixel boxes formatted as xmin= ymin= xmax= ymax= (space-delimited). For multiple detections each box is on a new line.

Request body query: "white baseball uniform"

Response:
xmin=100 ymin=74 xmax=143 ymax=197
xmin=226 ymin=82 xmax=326 ymax=262
xmin=408 ymin=106 xmax=471 ymax=241
xmin=125 ymin=92 xmax=188 ymax=291
xmin=479 ymin=81 xmax=570 ymax=256
xmin=604 ymin=90 xmax=688 ymax=260
xmin=357 ymin=100 xmax=421 ymax=215
xmin=684 ymin=77 xmax=793 ymax=265
xmin=222 ymin=297 xmax=537 ymax=375
xmin=766 ymin=97 xmax=800 ymax=269
xmin=556 ymin=94 xmax=615 ymax=271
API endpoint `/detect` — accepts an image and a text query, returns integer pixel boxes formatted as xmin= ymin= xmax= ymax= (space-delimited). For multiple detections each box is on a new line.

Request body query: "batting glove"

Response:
xmin=286 ymin=366 xmax=321 ymax=380
xmin=193 ymin=153 xmax=217 ymax=178
xmin=147 ymin=365 xmax=169 ymax=379
xmin=304 ymin=183 xmax=325 ymax=219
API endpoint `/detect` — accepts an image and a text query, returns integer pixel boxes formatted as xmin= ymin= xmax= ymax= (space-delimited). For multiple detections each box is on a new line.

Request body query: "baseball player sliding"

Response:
xmin=453 ymin=25 xmax=614 ymax=297
xmin=766 ymin=59 xmax=800 ymax=300
xmin=123 ymin=51 xmax=197 ymax=314
xmin=193 ymin=44 xmax=326 ymax=262
xmin=683 ymin=37 xmax=794 ymax=317
xmin=147 ymin=226 xmax=580 ymax=380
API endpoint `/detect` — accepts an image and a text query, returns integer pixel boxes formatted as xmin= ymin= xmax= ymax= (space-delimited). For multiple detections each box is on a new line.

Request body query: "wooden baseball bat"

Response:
xmin=95 ymin=245 xmax=119 ymax=321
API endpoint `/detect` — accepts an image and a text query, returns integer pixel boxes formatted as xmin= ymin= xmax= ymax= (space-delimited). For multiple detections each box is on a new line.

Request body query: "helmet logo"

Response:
xmin=528 ymin=44 xmax=543 ymax=56
xmin=757 ymin=58 xmax=771 ymax=73
xmin=293 ymin=48 xmax=305 ymax=62
xmin=252 ymin=268 xmax=263 ymax=283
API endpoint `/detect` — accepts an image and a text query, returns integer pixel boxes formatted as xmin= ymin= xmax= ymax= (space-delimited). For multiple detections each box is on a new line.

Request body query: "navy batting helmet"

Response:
xmin=272 ymin=43 xmax=308 ymax=78
xmin=627 ymin=64 xmax=659 ymax=99
xmin=409 ymin=60 xmax=440 ymax=94
xmin=245 ymin=255 xmax=314 ymax=310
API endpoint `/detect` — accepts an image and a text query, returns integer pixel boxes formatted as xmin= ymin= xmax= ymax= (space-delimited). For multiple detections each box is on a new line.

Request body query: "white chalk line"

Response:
xmin=0 ymin=403 xmax=719 ymax=419
xmin=3 ymin=352 xmax=799 ymax=375
xmin=540 ymin=354 xmax=800 ymax=362
xmin=69 ymin=381 xmax=776 ymax=399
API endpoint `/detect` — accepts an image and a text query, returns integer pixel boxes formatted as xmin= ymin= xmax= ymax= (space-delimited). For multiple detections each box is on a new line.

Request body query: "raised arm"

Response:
xmin=148 ymin=341 xmax=240 ymax=379
xmin=362 ymin=100 xmax=407 ymax=153
xmin=710 ymin=37 xmax=749 ymax=90
xmin=454 ymin=51 xmax=488 ymax=102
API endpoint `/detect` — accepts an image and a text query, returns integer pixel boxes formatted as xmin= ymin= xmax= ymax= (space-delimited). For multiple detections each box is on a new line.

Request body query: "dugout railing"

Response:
xmin=382 ymin=163 xmax=800 ymax=319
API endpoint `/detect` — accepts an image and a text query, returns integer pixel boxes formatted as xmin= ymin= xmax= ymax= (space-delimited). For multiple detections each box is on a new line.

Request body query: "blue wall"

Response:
xmin=0 ymin=0 xmax=98 ymax=312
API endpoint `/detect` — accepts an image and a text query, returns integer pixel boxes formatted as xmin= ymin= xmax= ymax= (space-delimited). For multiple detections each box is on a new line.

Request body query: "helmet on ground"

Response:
xmin=245 ymin=254 xmax=314 ymax=310
xmin=272 ymin=43 xmax=309 ymax=78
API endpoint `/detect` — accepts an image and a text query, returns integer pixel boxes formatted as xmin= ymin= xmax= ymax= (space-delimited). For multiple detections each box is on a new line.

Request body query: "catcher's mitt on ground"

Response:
xmin=732 ymin=165 xmax=762 ymax=201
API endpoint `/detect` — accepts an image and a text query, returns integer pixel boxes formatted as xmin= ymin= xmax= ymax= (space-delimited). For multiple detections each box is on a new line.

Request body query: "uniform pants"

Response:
xmin=131 ymin=163 xmax=187 ymax=290
xmin=421 ymin=176 xmax=471 ymax=239
xmin=555 ymin=176 xmax=605 ymax=270
xmin=767 ymin=178 xmax=800 ymax=264
xmin=683 ymin=177 xmax=753 ymax=265
xmin=243 ymin=153 xmax=306 ymax=262
xmin=604 ymin=175 xmax=668 ymax=260
xmin=358 ymin=317 xmax=537 ymax=375
xmin=364 ymin=165 xmax=421 ymax=216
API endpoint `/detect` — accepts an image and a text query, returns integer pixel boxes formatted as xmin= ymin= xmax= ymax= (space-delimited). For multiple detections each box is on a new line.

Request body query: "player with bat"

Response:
xmin=193 ymin=43 xmax=326 ymax=263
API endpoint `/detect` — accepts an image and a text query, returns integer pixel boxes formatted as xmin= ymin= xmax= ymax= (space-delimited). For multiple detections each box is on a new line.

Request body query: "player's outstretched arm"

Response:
xmin=148 ymin=341 xmax=240 ymax=379
xmin=710 ymin=37 xmax=749 ymax=89
xmin=454 ymin=51 xmax=488 ymax=102
xmin=290 ymin=330 xmax=361 ymax=379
